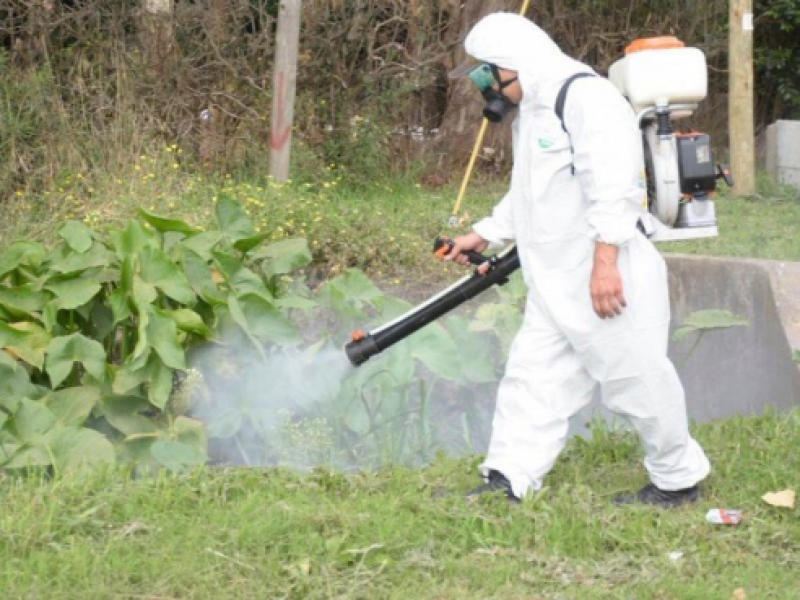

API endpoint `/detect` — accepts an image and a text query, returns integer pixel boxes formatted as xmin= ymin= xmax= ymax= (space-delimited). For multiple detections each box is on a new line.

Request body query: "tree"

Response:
xmin=755 ymin=0 xmax=800 ymax=121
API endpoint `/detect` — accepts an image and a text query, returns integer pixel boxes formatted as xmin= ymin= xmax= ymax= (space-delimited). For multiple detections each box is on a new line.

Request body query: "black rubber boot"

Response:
xmin=466 ymin=470 xmax=521 ymax=504
xmin=614 ymin=483 xmax=700 ymax=508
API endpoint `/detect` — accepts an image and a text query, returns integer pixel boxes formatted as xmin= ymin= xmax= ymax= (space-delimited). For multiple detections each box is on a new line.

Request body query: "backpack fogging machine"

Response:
xmin=608 ymin=35 xmax=733 ymax=241
xmin=344 ymin=239 xmax=520 ymax=367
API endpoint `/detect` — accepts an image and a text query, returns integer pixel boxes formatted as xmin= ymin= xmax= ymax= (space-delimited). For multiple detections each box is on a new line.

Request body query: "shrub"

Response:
xmin=0 ymin=195 xmax=314 ymax=473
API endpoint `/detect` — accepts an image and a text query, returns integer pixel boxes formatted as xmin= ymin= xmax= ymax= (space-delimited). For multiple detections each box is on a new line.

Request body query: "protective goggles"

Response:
xmin=467 ymin=63 xmax=518 ymax=92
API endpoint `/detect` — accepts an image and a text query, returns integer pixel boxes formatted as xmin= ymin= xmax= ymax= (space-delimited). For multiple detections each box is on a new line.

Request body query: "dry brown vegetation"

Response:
xmin=0 ymin=0 xmax=791 ymax=200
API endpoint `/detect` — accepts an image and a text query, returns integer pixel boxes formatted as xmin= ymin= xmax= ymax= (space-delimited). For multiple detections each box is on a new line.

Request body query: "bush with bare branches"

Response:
xmin=0 ymin=0 xmax=796 ymax=201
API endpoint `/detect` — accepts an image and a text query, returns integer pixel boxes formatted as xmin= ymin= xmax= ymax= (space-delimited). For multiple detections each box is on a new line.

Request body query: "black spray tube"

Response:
xmin=344 ymin=244 xmax=520 ymax=366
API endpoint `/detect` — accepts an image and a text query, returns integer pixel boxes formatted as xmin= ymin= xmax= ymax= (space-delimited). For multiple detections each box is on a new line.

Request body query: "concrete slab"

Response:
xmin=567 ymin=254 xmax=800 ymax=436
xmin=766 ymin=120 xmax=800 ymax=188
xmin=666 ymin=254 xmax=800 ymax=422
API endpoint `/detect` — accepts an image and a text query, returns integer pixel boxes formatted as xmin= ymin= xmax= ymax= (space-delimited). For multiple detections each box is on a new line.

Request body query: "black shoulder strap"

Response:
xmin=555 ymin=72 xmax=596 ymax=133
xmin=555 ymin=72 xmax=596 ymax=174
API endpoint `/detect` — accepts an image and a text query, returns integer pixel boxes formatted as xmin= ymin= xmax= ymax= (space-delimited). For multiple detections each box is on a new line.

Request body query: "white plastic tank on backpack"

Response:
xmin=608 ymin=37 xmax=707 ymax=118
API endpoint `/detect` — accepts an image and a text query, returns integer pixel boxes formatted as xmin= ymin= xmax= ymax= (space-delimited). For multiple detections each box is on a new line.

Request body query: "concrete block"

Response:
xmin=666 ymin=255 xmax=800 ymax=422
xmin=568 ymin=254 xmax=800 ymax=437
xmin=766 ymin=120 xmax=800 ymax=188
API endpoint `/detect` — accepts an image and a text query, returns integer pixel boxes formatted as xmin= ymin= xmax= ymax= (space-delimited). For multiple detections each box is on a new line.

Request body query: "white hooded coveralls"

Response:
xmin=465 ymin=13 xmax=710 ymax=498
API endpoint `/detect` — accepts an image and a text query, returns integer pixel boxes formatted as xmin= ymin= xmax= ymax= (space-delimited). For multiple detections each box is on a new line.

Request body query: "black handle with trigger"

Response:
xmin=433 ymin=236 xmax=490 ymax=266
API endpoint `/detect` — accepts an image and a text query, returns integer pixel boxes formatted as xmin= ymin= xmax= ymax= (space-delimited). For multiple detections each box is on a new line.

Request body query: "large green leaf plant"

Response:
xmin=0 ymin=195 xmax=313 ymax=473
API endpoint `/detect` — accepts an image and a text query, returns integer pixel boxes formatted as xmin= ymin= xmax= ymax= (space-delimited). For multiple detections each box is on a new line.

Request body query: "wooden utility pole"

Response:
xmin=269 ymin=1 xmax=302 ymax=182
xmin=729 ymin=0 xmax=756 ymax=195
xmin=140 ymin=0 xmax=176 ymax=77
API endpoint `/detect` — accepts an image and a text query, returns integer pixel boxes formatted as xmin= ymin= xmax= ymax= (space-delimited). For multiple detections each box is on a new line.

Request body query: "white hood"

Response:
xmin=464 ymin=13 xmax=593 ymax=100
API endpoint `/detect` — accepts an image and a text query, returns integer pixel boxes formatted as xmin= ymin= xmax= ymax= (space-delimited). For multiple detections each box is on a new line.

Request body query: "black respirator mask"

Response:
xmin=468 ymin=63 xmax=519 ymax=123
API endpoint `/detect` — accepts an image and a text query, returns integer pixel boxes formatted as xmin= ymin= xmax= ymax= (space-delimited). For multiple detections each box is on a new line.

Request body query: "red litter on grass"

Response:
xmin=706 ymin=508 xmax=744 ymax=525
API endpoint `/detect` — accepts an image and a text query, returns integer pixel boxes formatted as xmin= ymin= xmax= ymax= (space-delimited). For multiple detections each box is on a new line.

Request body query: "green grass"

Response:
xmin=1 ymin=411 xmax=798 ymax=599
xmin=4 ymin=152 xmax=800 ymax=287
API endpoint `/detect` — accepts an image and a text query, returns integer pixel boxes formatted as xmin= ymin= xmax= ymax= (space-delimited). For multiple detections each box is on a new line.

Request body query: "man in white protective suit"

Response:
xmin=445 ymin=12 xmax=711 ymax=507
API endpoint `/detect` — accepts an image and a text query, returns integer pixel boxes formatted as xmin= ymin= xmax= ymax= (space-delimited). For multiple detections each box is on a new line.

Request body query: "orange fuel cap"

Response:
xmin=625 ymin=36 xmax=685 ymax=54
